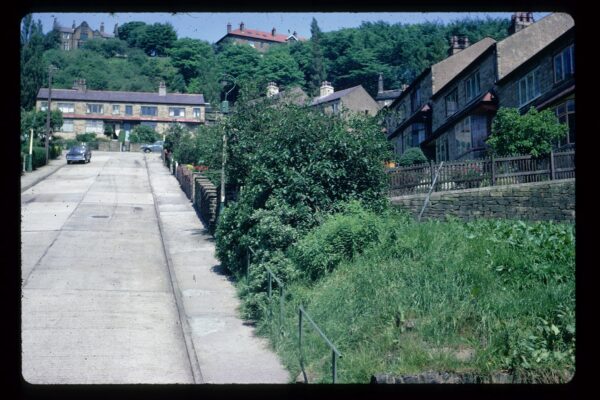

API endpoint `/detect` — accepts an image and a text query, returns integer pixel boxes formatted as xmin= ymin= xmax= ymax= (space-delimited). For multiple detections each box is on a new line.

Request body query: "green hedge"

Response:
xmin=31 ymin=146 xmax=47 ymax=170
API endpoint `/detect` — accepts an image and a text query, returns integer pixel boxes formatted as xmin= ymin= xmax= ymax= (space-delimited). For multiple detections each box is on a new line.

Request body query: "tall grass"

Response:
xmin=250 ymin=209 xmax=575 ymax=383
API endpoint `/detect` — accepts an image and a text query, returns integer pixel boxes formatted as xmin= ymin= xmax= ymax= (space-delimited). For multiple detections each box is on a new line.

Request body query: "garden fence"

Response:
xmin=387 ymin=150 xmax=575 ymax=197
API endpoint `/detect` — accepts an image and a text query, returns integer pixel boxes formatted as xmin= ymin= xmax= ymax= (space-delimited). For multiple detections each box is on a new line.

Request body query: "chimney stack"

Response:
xmin=271 ymin=27 xmax=276 ymax=36
xmin=159 ymin=81 xmax=167 ymax=96
xmin=72 ymin=20 xmax=76 ymax=29
xmin=509 ymin=12 xmax=535 ymax=34
xmin=448 ymin=35 xmax=470 ymax=56
xmin=378 ymin=73 xmax=384 ymax=95
xmin=114 ymin=23 xmax=119 ymax=36
xmin=320 ymin=81 xmax=334 ymax=98
xmin=240 ymin=22 xmax=245 ymax=32
xmin=73 ymin=79 xmax=87 ymax=92
xmin=227 ymin=22 xmax=232 ymax=33
xmin=267 ymin=82 xmax=279 ymax=98
xmin=100 ymin=22 xmax=104 ymax=33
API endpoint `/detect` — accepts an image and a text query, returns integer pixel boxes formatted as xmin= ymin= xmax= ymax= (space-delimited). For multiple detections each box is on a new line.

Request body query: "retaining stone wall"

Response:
xmin=390 ymin=179 xmax=574 ymax=222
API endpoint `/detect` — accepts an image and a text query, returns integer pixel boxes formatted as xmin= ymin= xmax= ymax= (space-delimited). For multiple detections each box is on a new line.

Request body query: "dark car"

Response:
xmin=140 ymin=140 xmax=164 ymax=153
xmin=66 ymin=145 xmax=92 ymax=164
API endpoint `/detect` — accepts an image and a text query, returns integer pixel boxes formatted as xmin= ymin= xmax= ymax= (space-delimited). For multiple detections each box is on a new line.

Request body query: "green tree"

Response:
xmin=486 ymin=107 xmax=569 ymax=157
xmin=136 ymin=23 xmax=177 ymax=56
xmin=215 ymin=101 xmax=392 ymax=277
xmin=398 ymin=147 xmax=428 ymax=166
xmin=21 ymin=15 xmax=46 ymax=109
xmin=116 ymin=21 xmax=146 ymax=47
xmin=131 ymin=125 xmax=159 ymax=144
xmin=308 ymin=18 xmax=328 ymax=95
xmin=256 ymin=45 xmax=304 ymax=89
xmin=21 ymin=109 xmax=63 ymax=141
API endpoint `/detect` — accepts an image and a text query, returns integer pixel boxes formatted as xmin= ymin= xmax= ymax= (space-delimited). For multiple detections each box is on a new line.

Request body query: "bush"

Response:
xmin=132 ymin=125 xmax=159 ymax=144
xmin=75 ymin=133 xmax=97 ymax=143
xmin=31 ymin=146 xmax=47 ymax=169
xmin=128 ymin=133 xmax=140 ymax=143
xmin=487 ymin=107 xmax=569 ymax=157
xmin=50 ymin=144 xmax=61 ymax=159
xmin=398 ymin=147 xmax=428 ymax=166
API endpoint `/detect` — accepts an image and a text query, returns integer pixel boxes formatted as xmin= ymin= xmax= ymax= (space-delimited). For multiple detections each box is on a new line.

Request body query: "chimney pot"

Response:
xmin=100 ymin=22 xmax=104 ymax=33
xmin=240 ymin=22 xmax=245 ymax=32
xmin=272 ymin=27 xmax=276 ymax=36
xmin=227 ymin=22 xmax=232 ymax=33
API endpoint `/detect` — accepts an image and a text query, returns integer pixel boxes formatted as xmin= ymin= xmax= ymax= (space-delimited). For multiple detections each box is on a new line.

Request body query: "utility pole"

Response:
xmin=44 ymin=66 xmax=56 ymax=164
xmin=219 ymin=74 xmax=236 ymax=216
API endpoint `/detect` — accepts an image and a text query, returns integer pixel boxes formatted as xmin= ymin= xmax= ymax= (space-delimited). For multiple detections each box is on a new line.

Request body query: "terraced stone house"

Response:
xmin=36 ymin=81 xmax=206 ymax=139
xmin=385 ymin=12 xmax=575 ymax=162
xmin=216 ymin=22 xmax=305 ymax=52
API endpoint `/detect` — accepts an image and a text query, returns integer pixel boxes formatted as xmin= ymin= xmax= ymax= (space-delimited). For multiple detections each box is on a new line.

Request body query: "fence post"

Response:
xmin=268 ymin=272 xmax=273 ymax=321
xmin=430 ymin=160 xmax=434 ymax=186
xmin=491 ymin=154 xmax=496 ymax=186
xmin=550 ymin=150 xmax=555 ymax=180
xmin=246 ymin=248 xmax=250 ymax=284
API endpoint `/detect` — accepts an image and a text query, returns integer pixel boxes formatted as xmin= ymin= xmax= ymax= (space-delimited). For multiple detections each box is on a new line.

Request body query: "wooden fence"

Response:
xmin=387 ymin=150 xmax=575 ymax=197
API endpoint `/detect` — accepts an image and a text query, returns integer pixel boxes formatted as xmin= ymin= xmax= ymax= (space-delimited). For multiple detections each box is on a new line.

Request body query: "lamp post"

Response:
xmin=44 ymin=65 xmax=58 ymax=164
xmin=219 ymin=74 xmax=236 ymax=216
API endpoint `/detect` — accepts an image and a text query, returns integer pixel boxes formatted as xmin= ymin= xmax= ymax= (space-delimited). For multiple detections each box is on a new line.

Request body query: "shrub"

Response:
xmin=398 ymin=147 xmax=428 ymax=166
xmin=487 ymin=107 xmax=568 ymax=157
xmin=132 ymin=125 xmax=159 ymax=144
xmin=128 ymin=132 xmax=140 ymax=143
xmin=31 ymin=146 xmax=47 ymax=169
xmin=75 ymin=132 xmax=97 ymax=143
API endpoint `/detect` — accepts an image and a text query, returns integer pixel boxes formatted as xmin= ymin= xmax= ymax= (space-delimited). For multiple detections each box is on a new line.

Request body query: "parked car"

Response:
xmin=66 ymin=145 xmax=92 ymax=164
xmin=140 ymin=140 xmax=164 ymax=153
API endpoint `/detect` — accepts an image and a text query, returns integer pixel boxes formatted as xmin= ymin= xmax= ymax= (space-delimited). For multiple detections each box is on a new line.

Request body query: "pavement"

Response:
xmin=21 ymin=150 xmax=290 ymax=384
xmin=21 ymin=150 xmax=68 ymax=193
xmin=145 ymin=153 xmax=290 ymax=384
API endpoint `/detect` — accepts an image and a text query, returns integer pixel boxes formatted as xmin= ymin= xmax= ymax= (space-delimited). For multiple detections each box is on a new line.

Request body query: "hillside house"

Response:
xmin=53 ymin=19 xmax=115 ymax=51
xmin=310 ymin=81 xmax=380 ymax=117
xmin=216 ymin=22 xmax=305 ymax=52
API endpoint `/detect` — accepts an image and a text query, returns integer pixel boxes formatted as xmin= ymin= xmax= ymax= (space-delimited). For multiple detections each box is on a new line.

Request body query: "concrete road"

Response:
xmin=21 ymin=151 xmax=289 ymax=384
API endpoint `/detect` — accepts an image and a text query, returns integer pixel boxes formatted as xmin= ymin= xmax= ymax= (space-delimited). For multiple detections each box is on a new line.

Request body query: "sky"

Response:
xmin=29 ymin=12 xmax=551 ymax=44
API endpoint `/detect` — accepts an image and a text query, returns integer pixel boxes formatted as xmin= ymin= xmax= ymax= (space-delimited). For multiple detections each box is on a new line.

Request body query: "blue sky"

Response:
xmin=29 ymin=12 xmax=551 ymax=44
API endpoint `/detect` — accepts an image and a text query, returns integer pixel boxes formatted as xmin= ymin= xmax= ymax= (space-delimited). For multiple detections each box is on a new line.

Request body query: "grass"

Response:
xmin=246 ymin=211 xmax=575 ymax=383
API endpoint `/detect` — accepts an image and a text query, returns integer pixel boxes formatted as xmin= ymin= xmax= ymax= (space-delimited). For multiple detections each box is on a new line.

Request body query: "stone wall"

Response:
xmin=193 ymin=175 xmax=219 ymax=233
xmin=390 ymin=179 xmax=574 ymax=222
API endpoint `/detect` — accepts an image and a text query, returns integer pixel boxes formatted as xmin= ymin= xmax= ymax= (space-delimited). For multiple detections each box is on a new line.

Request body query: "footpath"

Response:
xmin=21 ymin=150 xmax=68 ymax=192
xmin=145 ymin=153 xmax=290 ymax=383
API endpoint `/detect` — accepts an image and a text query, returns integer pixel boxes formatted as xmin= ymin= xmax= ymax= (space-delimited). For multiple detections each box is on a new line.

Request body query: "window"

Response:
xmin=86 ymin=103 xmax=104 ymax=114
xmin=63 ymin=42 xmax=70 ymax=50
xmin=193 ymin=108 xmax=201 ymax=118
xmin=85 ymin=120 xmax=104 ymax=133
xmin=393 ymin=136 xmax=402 ymax=155
xmin=445 ymin=88 xmax=458 ymax=117
xmin=436 ymin=133 xmax=449 ymax=162
xmin=141 ymin=121 xmax=157 ymax=131
xmin=40 ymin=101 xmax=48 ymax=111
xmin=112 ymin=105 xmax=120 ymax=114
xmin=332 ymin=102 xmax=339 ymax=114
xmin=125 ymin=105 xmax=133 ymax=115
xmin=411 ymin=123 xmax=426 ymax=147
xmin=454 ymin=117 xmax=472 ymax=156
xmin=410 ymin=87 xmax=421 ymax=113
xmin=169 ymin=107 xmax=185 ymax=117
xmin=554 ymin=44 xmax=575 ymax=83
xmin=518 ymin=68 xmax=541 ymax=106
xmin=556 ymin=99 xmax=575 ymax=147
xmin=58 ymin=103 xmax=74 ymax=113
xmin=60 ymin=119 xmax=74 ymax=132
xmin=465 ymin=71 xmax=481 ymax=101
xmin=141 ymin=106 xmax=157 ymax=116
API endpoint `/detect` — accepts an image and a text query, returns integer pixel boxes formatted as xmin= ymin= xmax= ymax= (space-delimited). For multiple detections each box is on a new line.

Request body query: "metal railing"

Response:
xmin=265 ymin=266 xmax=285 ymax=336
xmin=298 ymin=305 xmax=342 ymax=383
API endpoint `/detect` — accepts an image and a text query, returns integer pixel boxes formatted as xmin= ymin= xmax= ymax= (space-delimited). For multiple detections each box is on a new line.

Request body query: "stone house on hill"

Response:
xmin=216 ymin=22 xmax=305 ymax=53
xmin=53 ymin=19 xmax=115 ymax=51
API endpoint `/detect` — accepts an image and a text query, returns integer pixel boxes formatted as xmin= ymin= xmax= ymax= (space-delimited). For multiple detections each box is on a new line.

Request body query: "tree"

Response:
xmin=21 ymin=15 xmax=46 ymax=109
xmin=21 ymin=109 xmax=63 ymax=143
xmin=256 ymin=45 xmax=304 ymax=89
xmin=117 ymin=21 xmax=146 ymax=46
xmin=308 ymin=18 xmax=328 ymax=95
xmin=486 ymin=107 xmax=569 ymax=157
xmin=398 ymin=147 xmax=428 ymax=166
xmin=136 ymin=23 xmax=177 ymax=56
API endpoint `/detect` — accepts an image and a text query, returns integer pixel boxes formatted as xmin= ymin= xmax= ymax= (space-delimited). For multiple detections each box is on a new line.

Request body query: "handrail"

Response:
xmin=298 ymin=305 xmax=342 ymax=383
xmin=265 ymin=266 xmax=285 ymax=336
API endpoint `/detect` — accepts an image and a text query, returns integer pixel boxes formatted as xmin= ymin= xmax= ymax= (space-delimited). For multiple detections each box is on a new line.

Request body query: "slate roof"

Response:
xmin=496 ymin=12 xmax=574 ymax=80
xmin=376 ymin=89 xmax=403 ymax=101
xmin=431 ymin=37 xmax=497 ymax=96
xmin=37 ymin=88 xmax=205 ymax=106
xmin=310 ymin=85 xmax=362 ymax=106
